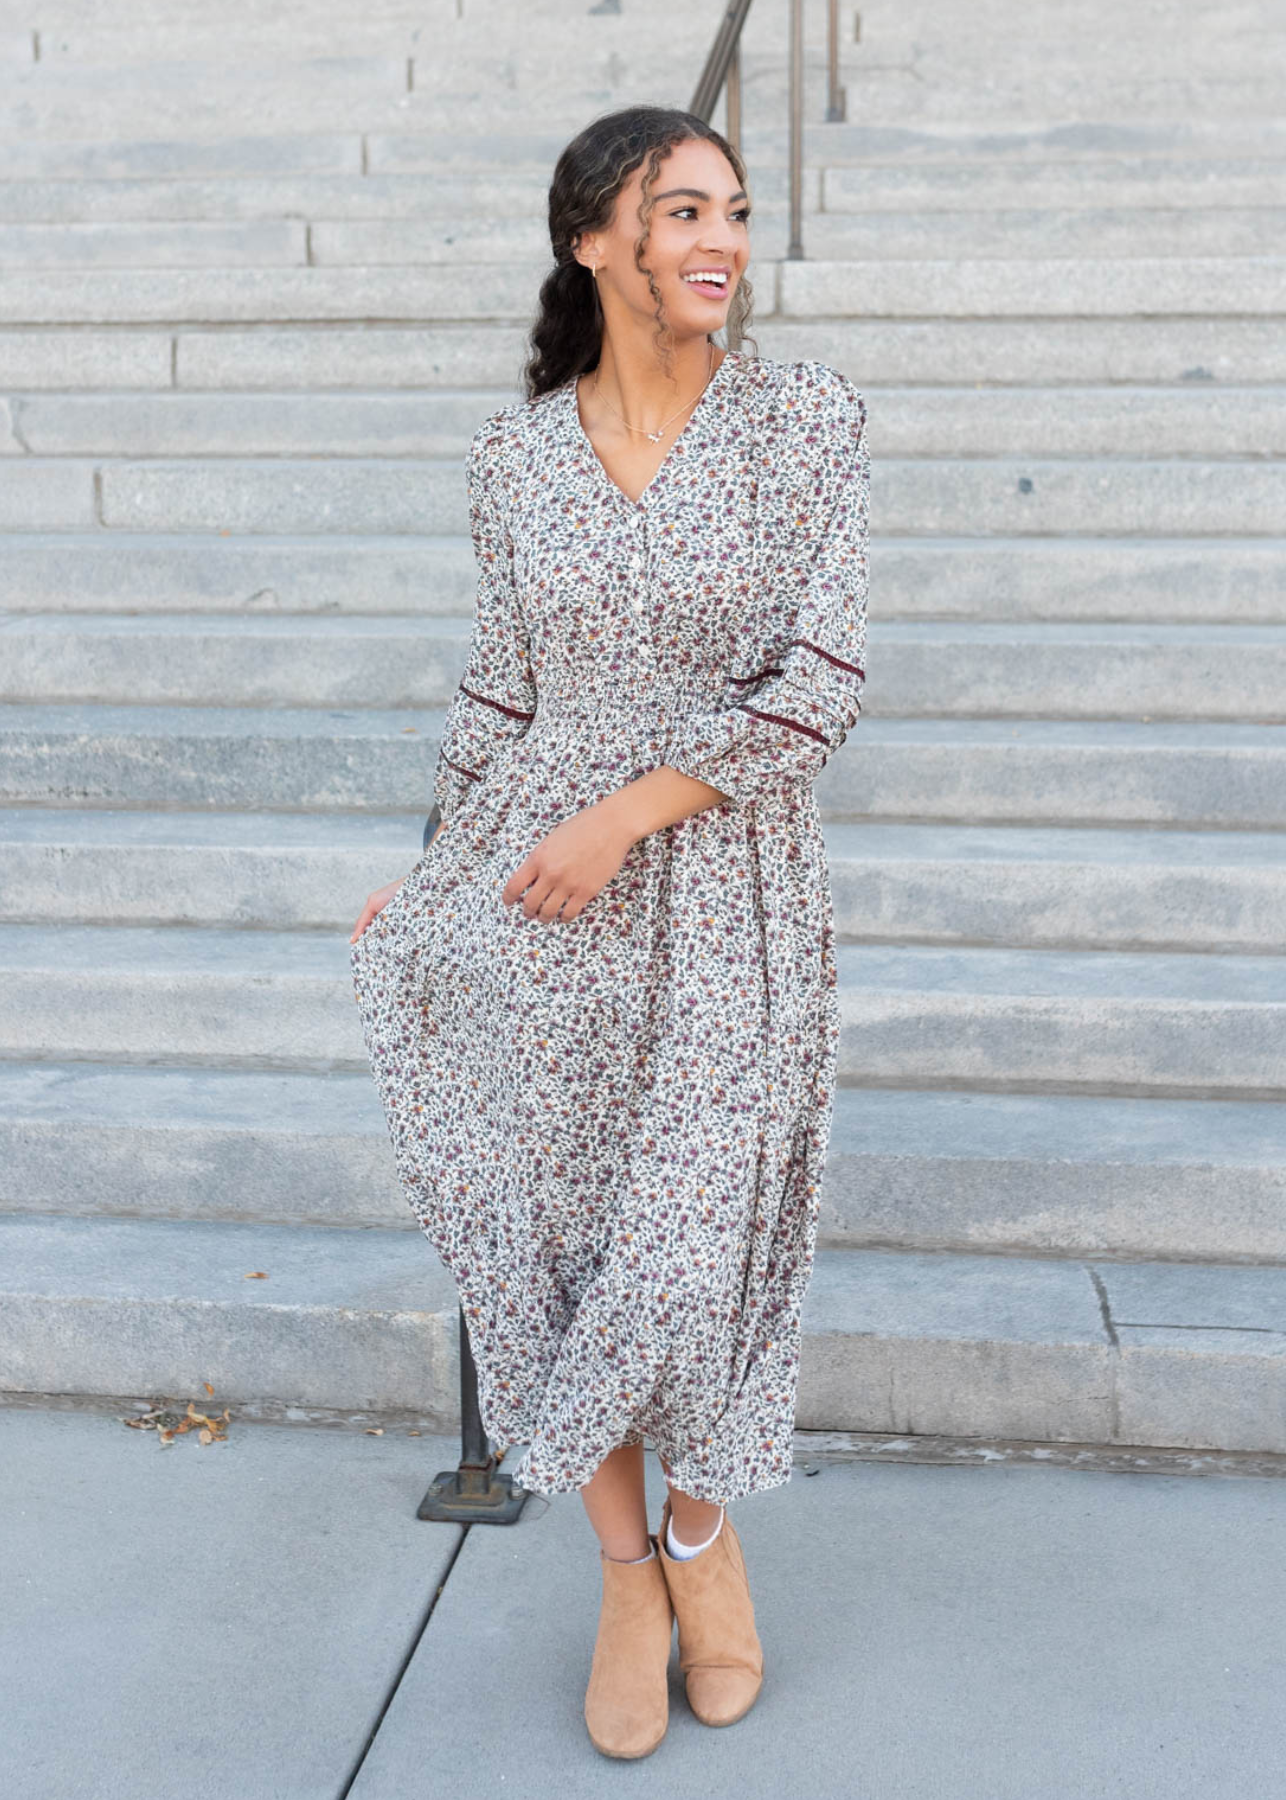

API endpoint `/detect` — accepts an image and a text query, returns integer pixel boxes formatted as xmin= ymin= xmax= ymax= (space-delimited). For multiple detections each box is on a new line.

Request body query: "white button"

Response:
xmin=631 ymin=596 xmax=644 ymax=612
xmin=630 ymin=557 xmax=643 ymax=572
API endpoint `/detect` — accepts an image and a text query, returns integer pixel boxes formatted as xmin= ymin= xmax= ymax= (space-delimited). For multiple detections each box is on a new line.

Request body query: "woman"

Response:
xmin=349 ymin=103 xmax=869 ymax=1758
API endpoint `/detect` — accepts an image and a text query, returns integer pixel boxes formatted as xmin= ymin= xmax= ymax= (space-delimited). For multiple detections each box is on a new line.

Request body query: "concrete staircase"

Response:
xmin=2 ymin=0 xmax=1285 ymax=1454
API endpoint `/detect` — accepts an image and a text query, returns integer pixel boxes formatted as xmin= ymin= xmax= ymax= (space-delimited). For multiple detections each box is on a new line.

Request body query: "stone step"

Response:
xmin=825 ymin=1089 xmax=1286 ymax=1262
xmin=832 ymin=942 xmax=1286 ymax=1099
xmin=3 ymin=704 xmax=1285 ymax=827
xmin=7 ymin=15 xmax=814 ymax=65
xmin=4 ymin=316 xmax=1284 ymax=390
xmin=0 ymin=57 xmax=673 ymax=136
xmin=0 ymin=72 xmax=850 ymax=142
xmin=822 ymin=155 xmax=1286 ymax=211
xmin=8 ymin=58 xmax=1284 ymax=142
xmin=4 ymin=809 xmax=1284 ymax=953
xmin=0 ymin=1061 xmax=413 ymax=1230
xmin=3 ymin=1063 xmax=1284 ymax=1264
xmin=798 ymin=207 xmax=1286 ymax=262
xmin=0 ymin=923 xmax=1281 ymax=1096
xmin=791 ymin=75 xmax=1286 ymax=132
xmin=758 ymin=318 xmax=1286 ymax=385
xmin=796 ymin=1242 xmax=1286 ymax=1454
xmin=3 ymin=255 xmax=1283 ymax=328
xmin=6 ymin=455 xmax=1275 ymax=536
xmin=0 ymin=805 xmax=432 ymax=931
xmin=4 ymin=613 xmax=1285 ymax=722
xmin=0 ymin=1210 xmax=462 ymax=1419
xmin=0 ymin=167 xmax=815 ymax=226
xmin=0 ymin=57 xmax=423 ymax=140
xmin=0 ymin=219 xmax=309 ymax=269
xmin=10 ymin=384 xmax=1286 ymax=460
xmin=2 ymin=111 xmax=1284 ymax=184
xmin=0 ymin=131 xmax=363 ymax=184
xmin=4 ymin=204 xmax=1282 ymax=268
xmin=389 ymin=136 xmax=1276 ymax=199
xmin=779 ymin=256 xmax=1286 ymax=320
xmin=15 ymin=15 xmax=723 ymax=71
xmin=865 ymin=621 xmax=1286 ymax=719
xmin=2 ymin=534 xmax=1282 ymax=624
xmin=827 ymin=822 xmax=1286 ymax=953
xmin=741 ymin=116 xmax=1286 ymax=165
xmin=0 ymin=532 xmax=482 ymax=615
xmin=2 ymin=1209 xmax=1284 ymax=1452
xmin=815 ymin=718 xmax=1286 ymax=829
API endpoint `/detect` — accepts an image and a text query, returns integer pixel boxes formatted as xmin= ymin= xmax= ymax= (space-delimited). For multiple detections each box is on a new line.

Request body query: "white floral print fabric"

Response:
xmin=350 ymin=350 xmax=869 ymax=1503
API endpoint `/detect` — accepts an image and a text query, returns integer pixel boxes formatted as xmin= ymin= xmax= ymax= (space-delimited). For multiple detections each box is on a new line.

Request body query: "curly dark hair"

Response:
xmin=522 ymin=104 xmax=759 ymax=400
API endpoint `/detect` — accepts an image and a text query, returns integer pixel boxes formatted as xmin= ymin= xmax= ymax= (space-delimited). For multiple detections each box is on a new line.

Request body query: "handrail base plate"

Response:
xmin=418 ymin=1458 xmax=532 ymax=1523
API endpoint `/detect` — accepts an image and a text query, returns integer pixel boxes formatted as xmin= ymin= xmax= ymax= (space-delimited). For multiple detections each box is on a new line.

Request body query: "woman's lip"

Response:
xmin=683 ymin=277 xmax=730 ymax=297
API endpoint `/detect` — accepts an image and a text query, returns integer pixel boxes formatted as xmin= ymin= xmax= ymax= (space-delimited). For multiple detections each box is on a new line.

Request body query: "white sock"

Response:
xmin=666 ymin=1506 xmax=725 ymax=1561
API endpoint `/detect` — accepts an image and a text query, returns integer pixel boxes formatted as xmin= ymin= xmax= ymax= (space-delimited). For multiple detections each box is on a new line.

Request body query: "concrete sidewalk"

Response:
xmin=2 ymin=1404 xmax=1283 ymax=1800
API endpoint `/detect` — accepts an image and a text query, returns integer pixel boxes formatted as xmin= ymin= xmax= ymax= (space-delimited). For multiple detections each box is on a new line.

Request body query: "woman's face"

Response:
xmin=577 ymin=136 xmax=751 ymax=342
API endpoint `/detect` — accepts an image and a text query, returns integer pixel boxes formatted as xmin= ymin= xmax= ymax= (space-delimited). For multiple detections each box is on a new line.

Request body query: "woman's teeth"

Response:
xmin=682 ymin=272 xmax=728 ymax=295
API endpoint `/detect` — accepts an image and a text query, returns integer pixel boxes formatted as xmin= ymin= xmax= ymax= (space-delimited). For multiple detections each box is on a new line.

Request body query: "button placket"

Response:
xmin=629 ymin=513 xmax=646 ymax=620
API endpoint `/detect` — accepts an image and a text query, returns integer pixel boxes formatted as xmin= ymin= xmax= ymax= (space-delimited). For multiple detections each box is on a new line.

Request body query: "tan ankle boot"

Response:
xmin=656 ymin=1494 xmax=764 ymax=1727
xmin=583 ymin=1539 xmax=674 ymax=1758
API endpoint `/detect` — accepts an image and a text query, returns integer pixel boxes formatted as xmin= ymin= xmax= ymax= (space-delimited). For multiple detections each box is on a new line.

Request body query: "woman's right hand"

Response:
xmin=349 ymin=822 xmax=450 ymax=945
xmin=350 ymin=876 xmax=407 ymax=946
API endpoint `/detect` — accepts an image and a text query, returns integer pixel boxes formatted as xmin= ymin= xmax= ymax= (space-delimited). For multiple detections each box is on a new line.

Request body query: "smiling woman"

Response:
xmin=348 ymin=103 xmax=869 ymax=1760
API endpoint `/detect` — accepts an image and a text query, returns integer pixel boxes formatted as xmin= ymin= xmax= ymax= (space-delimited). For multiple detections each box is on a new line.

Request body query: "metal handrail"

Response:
xmin=690 ymin=0 xmax=753 ymax=124
xmin=418 ymin=0 xmax=846 ymax=1526
xmin=690 ymin=0 xmax=847 ymax=274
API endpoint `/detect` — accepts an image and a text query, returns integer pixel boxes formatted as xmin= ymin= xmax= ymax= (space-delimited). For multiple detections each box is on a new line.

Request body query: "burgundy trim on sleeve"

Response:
xmin=794 ymin=637 xmax=865 ymax=677
xmin=729 ymin=638 xmax=864 ymax=687
xmin=439 ymin=751 xmax=483 ymax=781
xmin=736 ymin=704 xmax=829 ymax=746
xmin=459 ymin=683 xmax=536 ymax=720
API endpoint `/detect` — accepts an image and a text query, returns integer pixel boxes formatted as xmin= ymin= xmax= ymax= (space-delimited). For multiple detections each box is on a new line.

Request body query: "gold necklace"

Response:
xmin=591 ymin=342 xmax=716 ymax=444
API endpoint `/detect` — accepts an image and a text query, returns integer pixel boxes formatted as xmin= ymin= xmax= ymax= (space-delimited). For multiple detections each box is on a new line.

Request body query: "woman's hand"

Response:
xmin=350 ymin=875 xmax=407 ymax=944
xmin=349 ymin=822 xmax=450 ymax=944
xmin=502 ymin=804 xmax=636 ymax=923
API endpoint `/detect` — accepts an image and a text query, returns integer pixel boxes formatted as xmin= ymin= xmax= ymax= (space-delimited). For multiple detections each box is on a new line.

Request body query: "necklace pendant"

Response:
xmin=647 ymin=428 xmax=664 ymax=443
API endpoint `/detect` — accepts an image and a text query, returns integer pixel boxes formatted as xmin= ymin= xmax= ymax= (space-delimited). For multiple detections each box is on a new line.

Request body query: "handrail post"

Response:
xmin=415 ymin=801 xmax=530 ymax=1522
xmin=826 ymin=0 xmax=846 ymax=121
xmin=787 ymin=0 xmax=804 ymax=259
xmin=418 ymin=1308 xmax=532 ymax=1522
xmin=727 ymin=37 xmax=743 ymax=350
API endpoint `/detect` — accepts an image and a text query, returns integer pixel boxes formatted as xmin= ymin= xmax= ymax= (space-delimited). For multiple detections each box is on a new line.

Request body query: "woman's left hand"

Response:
xmin=501 ymin=804 xmax=637 ymax=923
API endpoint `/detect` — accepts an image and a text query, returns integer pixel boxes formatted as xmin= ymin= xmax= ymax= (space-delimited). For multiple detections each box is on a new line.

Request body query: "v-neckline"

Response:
xmin=566 ymin=349 xmax=739 ymax=511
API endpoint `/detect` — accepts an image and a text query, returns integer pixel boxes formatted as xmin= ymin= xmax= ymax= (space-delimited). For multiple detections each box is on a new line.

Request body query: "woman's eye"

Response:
xmin=671 ymin=206 xmax=752 ymax=222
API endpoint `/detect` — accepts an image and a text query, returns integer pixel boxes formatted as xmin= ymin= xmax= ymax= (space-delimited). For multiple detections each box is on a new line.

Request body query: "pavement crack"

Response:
xmin=336 ymin=1519 xmax=473 ymax=1797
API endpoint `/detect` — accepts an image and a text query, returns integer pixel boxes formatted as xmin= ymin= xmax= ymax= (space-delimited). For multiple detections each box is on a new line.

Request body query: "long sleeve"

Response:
xmin=663 ymin=364 xmax=869 ymax=809
xmin=431 ymin=419 xmax=538 ymax=826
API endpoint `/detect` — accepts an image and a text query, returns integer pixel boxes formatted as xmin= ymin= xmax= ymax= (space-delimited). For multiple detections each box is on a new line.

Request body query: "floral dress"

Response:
xmin=349 ymin=349 xmax=870 ymax=1504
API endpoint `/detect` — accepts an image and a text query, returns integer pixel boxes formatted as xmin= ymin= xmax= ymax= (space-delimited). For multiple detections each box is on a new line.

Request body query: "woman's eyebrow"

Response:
xmin=653 ymin=186 xmax=750 ymax=203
